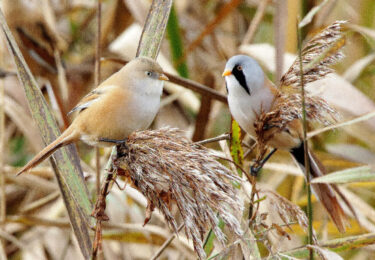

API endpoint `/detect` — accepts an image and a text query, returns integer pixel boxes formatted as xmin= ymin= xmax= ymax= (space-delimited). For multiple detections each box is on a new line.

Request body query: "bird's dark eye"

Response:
xmin=146 ymin=71 xmax=153 ymax=77
xmin=236 ymin=65 xmax=243 ymax=71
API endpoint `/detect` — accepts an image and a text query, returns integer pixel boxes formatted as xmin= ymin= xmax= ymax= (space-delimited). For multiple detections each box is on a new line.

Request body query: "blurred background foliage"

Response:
xmin=0 ymin=0 xmax=375 ymax=259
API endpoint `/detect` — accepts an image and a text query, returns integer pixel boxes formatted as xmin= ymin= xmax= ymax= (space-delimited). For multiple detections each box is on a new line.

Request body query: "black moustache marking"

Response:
xmin=232 ymin=65 xmax=250 ymax=95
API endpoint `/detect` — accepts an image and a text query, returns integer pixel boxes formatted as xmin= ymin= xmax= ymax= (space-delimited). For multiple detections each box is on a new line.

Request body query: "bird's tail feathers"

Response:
xmin=291 ymin=144 xmax=354 ymax=233
xmin=16 ymin=127 xmax=78 ymax=176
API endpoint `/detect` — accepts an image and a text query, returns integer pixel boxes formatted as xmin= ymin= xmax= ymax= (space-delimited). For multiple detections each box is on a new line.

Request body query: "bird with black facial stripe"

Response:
xmin=222 ymin=53 xmax=355 ymax=233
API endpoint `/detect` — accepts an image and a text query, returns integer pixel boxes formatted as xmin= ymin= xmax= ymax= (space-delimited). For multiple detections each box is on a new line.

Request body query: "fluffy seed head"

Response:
xmin=280 ymin=21 xmax=346 ymax=89
xmin=115 ymin=127 xmax=243 ymax=259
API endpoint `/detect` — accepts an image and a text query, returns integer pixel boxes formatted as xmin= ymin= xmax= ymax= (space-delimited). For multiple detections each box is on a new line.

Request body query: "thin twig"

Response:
xmin=150 ymin=223 xmax=185 ymax=260
xmin=192 ymin=74 xmax=215 ymax=142
xmin=94 ymin=0 xmax=103 ymax=197
xmin=297 ymin=21 xmax=314 ymax=260
xmin=243 ymin=142 xmax=257 ymax=158
xmin=194 ymin=133 xmax=230 ymax=145
xmin=241 ymin=0 xmax=271 ymax=45
xmin=256 ymin=221 xmax=298 ymax=235
xmin=178 ymin=0 xmax=241 ymax=64
xmin=216 ymin=156 xmax=253 ymax=185
xmin=166 ymin=72 xmax=228 ymax=103
xmin=21 ymin=190 xmax=60 ymax=213
xmin=0 ymin=68 xmax=4 ymax=224
xmin=0 ymin=68 xmax=16 ymax=77
xmin=92 ymin=164 xmax=115 ymax=259
xmin=307 ymin=110 xmax=375 ymax=139
xmin=44 ymin=82 xmax=70 ymax=129
xmin=274 ymin=0 xmax=287 ymax=85
xmin=0 ymin=59 xmax=6 ymax=260
xmin=54 ymin=49 xmax=69 ymax=104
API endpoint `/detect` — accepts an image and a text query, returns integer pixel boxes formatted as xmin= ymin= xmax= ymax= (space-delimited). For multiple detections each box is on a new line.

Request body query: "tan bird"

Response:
xmin=222 ymin=21 xmax=355 ymax=233
xmin=17 ymin=57 xmax=168 ymax=175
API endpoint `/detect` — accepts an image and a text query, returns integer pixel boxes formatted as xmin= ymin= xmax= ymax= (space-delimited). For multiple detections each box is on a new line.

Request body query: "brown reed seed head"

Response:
xmin=280 ymin=21 xmax=346 ymax=89
xmin=115 ymin=127 xmax=243 ymax=259
xmin=255 ymin=92 xmax=337 ymax=136
xmin=255 ymin=21 xmax=346 ymax=143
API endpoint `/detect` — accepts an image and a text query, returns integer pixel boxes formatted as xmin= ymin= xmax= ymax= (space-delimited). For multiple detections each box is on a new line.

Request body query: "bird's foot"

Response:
xmin=250 ymin=164 xmax=261 ymax=177
xmin=250 ymin=148 xmax=278 ymax=177
xmin=98 ymin=138 xmax=126 ymax=144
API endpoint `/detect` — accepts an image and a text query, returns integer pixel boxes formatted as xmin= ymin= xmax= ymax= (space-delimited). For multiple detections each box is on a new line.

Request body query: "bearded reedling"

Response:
xmin=17 ymin=57 xmax=168 ymax=176
xmin=223 ymin=21 xmax=355 ymax=233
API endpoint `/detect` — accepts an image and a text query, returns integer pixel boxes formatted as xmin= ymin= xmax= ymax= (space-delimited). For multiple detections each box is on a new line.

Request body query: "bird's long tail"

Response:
xmin=290 ymin=143 xmax=356 ymax=233
xmin=17 ymin=126 xmax=79 ymax=176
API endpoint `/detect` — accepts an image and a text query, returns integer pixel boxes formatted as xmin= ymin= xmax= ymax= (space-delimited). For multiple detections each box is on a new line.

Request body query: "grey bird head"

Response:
xmin=222 ymin=55 xmax=264 ymax=96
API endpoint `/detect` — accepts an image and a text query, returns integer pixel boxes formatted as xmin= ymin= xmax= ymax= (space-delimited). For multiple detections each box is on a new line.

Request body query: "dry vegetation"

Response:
xmin=0 ymin=0 xmax=375 ymax=259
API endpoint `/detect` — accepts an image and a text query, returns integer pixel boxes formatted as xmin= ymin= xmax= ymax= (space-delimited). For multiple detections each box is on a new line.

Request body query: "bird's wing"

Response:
xmin=67 ymin=84 xmax=118 ymax=115
xmin=68 ymin=89 xmax=103 ymax=115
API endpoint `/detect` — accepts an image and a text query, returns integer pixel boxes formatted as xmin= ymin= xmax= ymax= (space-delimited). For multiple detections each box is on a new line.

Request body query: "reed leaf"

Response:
xmin=311 ymin=166 xmax=375 ymax=184
xmin=136 ymin=0 xmax=172 ymax=59
xmin=0 ymin=9 xmax=92 ymax=259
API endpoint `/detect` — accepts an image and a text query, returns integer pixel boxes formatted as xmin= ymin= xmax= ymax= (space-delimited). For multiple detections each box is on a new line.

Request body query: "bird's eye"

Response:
xmin=237 ymin=65 xmax=243 ymax=71
xmin=146 ymin=71 xmax=153 ymax=77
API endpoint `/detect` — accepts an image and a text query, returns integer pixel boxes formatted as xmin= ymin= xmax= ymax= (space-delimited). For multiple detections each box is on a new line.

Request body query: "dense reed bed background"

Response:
xmin=1 ymin=0 xmax=375 ymax=259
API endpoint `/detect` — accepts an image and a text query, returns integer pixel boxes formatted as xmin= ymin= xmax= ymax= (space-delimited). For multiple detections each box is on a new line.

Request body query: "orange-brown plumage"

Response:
xmin=17 ymin=57 xmax=168 ymax=176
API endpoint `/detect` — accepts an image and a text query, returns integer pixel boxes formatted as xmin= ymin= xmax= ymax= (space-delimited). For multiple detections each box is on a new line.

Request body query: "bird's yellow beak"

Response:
xmin=222 ymin=70 xmax=232 ymax=77
xmin=159 ymin=74 xmax=169 ymax=81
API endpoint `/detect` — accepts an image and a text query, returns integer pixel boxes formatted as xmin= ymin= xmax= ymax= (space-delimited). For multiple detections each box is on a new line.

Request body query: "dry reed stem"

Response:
xmin=94 ymin=0 xmax=102 ymax=197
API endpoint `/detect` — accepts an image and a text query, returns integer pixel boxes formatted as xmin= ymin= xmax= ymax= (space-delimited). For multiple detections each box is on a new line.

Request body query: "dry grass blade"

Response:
xmin=298 ymin=0 xmax=330 ymax=28
xmin=307 ymin=110 xmax=375 ymax=138
xmin=343 ymin=53 xmax=375 ymax=82
xmin=242 ymin=0 xmax=271 ymax=45
xmin=20 ymin=190 xmax=60 ymax=213
xmin=0 ymin=53 xmax=5 ymax=258
xmin=311 ymin=166 xmax=375 ymax=184
xmin=307 ymin=245 xmax=343 ymax=260
xmin=3 ymin=93 xmax=44 ymax=153
xmin=283 ymin=232 xmax=375 ymax=258
xmin=280 ymin=21 xmax=346 ymax=89
xmin=347 ymin=23 xmax=375 ymax=43
xmin=116 ymin=127 xmax=243 ymax=259
xmin=136 ymin=0 xmax=172 ymax=59
xmin=0 ymin=9 xmax=93 ymax=259
xmin=150 ymin=223 xmax=185 ymax=260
